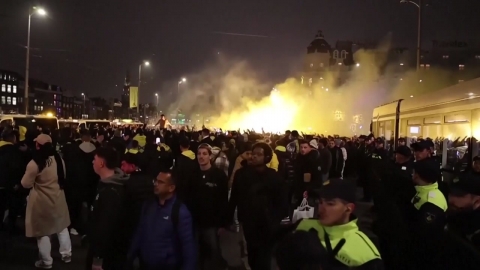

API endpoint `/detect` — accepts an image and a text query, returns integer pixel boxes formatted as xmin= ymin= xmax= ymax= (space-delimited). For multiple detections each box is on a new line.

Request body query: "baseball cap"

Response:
xmin=394 ymin=145 xmax=412 ymax=157
xmin=319 ymin=179 xmax=356 ymax=203
xmin=413 ymin=158 xmax=441 ymax=183
xmin=450 ymin=174 xmax=480 ymax=197
xmin=34 ymin=134 xmax=52 ymax=145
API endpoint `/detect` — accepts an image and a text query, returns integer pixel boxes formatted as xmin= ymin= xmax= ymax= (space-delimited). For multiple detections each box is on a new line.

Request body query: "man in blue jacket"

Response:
xmin=128 ymin=170 xmax=196 ymax=270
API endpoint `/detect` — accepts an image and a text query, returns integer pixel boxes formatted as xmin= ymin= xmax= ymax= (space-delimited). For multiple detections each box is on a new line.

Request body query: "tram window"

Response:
xmin=410 ymin=126 xmax=420 ymax=134
xmin=424 ymin=116 xmax=442 ymax=124
xmin=445 ymin=112 xmax=469 ymax=123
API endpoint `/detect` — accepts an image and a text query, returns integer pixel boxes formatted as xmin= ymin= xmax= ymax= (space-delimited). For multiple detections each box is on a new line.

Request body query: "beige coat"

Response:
xmin=21 ymin=156 xmax=70 ymax=238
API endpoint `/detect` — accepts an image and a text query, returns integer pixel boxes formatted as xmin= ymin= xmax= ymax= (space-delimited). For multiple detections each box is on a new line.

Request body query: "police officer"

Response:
xmin=447 ymin=173 xmax=480 ymax=250
xmin=371 ymin=138 xmax=388 ymax=160
xmin=394 ymin=145 xmax=414 ymax=178
xmin=410 ymin=158 xmax=448 ymax=230
xmin=296 ymin=179 xmax=383 ymax=269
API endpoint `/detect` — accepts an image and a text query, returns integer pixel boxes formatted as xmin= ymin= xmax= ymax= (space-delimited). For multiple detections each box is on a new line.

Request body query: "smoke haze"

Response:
xmin=168 ymin=36 xmax=460 ymax=135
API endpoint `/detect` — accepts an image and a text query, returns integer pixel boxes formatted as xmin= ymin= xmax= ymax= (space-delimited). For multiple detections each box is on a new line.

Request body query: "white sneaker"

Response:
xmin=70 ymin=228 xmax=79 ymax=235
xmin=35 ymin=260 xmax=52 ymax=269
xmin=62 ymin=255 xmax=72 ymax=263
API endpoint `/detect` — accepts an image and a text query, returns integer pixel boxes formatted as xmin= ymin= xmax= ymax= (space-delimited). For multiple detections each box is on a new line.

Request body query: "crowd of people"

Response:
xmin=1 ymin=116 xmax=480 ymax=270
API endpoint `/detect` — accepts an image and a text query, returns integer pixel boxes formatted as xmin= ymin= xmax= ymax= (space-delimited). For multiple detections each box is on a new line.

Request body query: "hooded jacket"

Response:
xmin=0 ymin=141 xmax=25 ymax=189
xmin=64 ymin=141 xmax=98 ymax=203
xmin=0 ymin=141 xmax=24 ymax=189
xmin=89 ymin=168 xmax=130 ymax=263
xmin=211 ymin=146 xmax=229 ymax=176
xmin=174 ymin=149 xmax=198 ymax=207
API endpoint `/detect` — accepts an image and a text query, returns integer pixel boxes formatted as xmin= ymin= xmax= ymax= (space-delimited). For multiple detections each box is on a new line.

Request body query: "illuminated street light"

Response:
xmin=178 ymin=77 xmax=187 ymax=94
xmin=356 ymin=63 xmax=360 ymax=67
xmin=81 ymin=93 xmax=86 ymax=115
xmin=24 ymin=6 xmax=47 ymax=115
xmin=410 ymin=95 xmax=414 ymax=98
xmin=137 ymin=61 xmax=151 ymax=115
xmin=35 ymin=7 xmax=47 ymax=16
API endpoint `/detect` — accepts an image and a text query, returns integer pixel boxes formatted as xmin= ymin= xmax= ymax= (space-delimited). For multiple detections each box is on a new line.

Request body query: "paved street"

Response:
xmin=0 ymin=228 xmax=249 ymax=270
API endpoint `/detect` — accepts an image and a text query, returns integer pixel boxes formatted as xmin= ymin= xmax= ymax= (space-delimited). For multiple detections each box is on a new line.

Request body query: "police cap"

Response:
xmin=413 ymin=158 xmax=441 ymax=183
xmin=319 ymin=178 xmax=356 ymax=203
xmin=450 ymin=174 xmax=480 ymax=197
xmin=395 ymin=145 xmax=412 ymax=157
xmin=411 ymin=140 xmax=431 ymax=151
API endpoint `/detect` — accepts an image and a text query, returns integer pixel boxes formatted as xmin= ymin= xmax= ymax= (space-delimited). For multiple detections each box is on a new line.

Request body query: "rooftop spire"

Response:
xmin=315 ymin=30 xmax=324 ymax=39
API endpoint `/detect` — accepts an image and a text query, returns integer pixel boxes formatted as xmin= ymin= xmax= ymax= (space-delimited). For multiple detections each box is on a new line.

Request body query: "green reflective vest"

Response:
xmin=411 ymin=182 xmax=447 ymax=211
xmin=296 ymin=219 xmax=381 ymax=267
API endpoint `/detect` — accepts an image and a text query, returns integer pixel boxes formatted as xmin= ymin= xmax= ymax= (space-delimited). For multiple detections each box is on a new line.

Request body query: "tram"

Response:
xmin=372 ymin=77 xmax=480 ymax=143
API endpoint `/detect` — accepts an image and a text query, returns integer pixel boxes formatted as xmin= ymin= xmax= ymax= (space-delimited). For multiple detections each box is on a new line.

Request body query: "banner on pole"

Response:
xmin=130 ymin=87 xmax=138 ymax=108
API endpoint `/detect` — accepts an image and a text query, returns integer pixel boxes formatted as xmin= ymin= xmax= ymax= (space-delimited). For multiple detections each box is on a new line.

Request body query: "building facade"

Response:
xmin=0 ymin=69 xmax=93 ymax=119
xmin=300 ymin=31 xmax=356 ymax=90
xmin=121 ymin=70 xmax=131 ymax=119
xmin=0 ymin=70 xmax=23 ymax=114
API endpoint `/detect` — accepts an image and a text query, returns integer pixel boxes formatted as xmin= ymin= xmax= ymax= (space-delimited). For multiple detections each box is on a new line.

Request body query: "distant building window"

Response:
xmin=420 ymin=64 xmax=425 ymax=68
xmin=310 ymin=63 xmax=313 ymax=68
xmin=333 ymin=50 xmax=339 ymax=58
xmin=340 ymin=50 xmax=347 ymax=59
xmin=476 ymin=55 xmax=480 ymax=59
xmin=7 ymin=97 xmax=11 ymax=105
xmin=426 ymin=64 xmax=430 ymax=70
xmin=459 ymin=64 xmax=465 ymax=70
xmin=1 ymin=96 xmax=4 ymax=104
xmin=12 ymin=85 xmax=17 ymax=93
xmin=34 ymin=99 xmax=37 ymax=103
xmin=442 ymin=55 xmax=449 ymax=59
xmin=54 ymin=94 xmax=56 ymax=99
xmin=12 ymin=97 xmax=16 ymax=105
xmin=1 ymin=84 xmax=5 ymax=92
xmin=7 ymin=85 xmax=11 ymax=93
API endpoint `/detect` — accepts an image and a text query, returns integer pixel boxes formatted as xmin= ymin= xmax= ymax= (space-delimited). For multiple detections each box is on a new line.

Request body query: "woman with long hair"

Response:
xmin=21 ymin=134 xmax=72 ymax=269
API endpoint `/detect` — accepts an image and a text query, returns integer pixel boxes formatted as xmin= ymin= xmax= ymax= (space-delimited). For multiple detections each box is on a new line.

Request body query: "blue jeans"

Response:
xmin=197 ymin=227 xmax=227 ymax=270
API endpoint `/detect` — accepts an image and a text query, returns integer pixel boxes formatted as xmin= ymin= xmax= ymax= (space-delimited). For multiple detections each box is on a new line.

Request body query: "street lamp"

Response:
xmin=24 ymin=6 xmax=47 ymax=115
xmin=138 ymin=61 xmax=150 ymax=115
xmin=400 ymin=0 xmax=422 ymax=71
xmin=81 ymin=93 xmax=85 ymax=116
xmin=177 ymin=77 xmax=187 ymax=94
xmin=155 ymin=93 xmax=159 ymax=107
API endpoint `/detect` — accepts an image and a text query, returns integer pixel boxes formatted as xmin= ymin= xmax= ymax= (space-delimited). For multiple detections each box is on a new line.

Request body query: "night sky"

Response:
xmin=1 ymin=0 xmax=479 ymax=103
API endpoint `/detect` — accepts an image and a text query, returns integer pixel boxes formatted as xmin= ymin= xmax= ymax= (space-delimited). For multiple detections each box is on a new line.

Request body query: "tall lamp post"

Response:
xmin=155 ymin=93 xmax=159 ymax=117
xmin=400 ymin=0 xmax=422 ymax=71
xmin=137 ymin=61 xmax=150 ymax=116
xmin=25 ymin=6 xmax=47 ymax=115
xmin=177 ymin=77 xmax=186 ymax=94
xmin=81 ymin=93 xmax=85 ymax=117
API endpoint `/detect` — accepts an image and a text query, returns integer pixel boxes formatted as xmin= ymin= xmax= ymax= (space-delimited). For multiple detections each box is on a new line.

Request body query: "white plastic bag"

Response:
xmin=292 ymin=198 xmax=314 ymax=223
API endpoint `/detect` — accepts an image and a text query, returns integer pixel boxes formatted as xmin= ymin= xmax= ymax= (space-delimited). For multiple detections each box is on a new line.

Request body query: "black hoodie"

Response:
xmin=0 ymin=141 xmax=24 ymax=189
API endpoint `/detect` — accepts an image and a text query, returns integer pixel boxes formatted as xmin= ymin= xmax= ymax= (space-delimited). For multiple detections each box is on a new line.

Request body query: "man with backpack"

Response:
xmin=128 ymin=170 xmax=196 ymax=270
